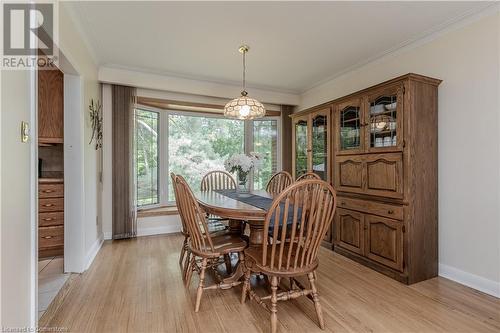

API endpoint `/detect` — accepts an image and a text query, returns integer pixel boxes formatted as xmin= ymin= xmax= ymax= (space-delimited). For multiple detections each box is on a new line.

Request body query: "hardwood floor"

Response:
xmin=39 ymin=234 xmax=500 ymax=332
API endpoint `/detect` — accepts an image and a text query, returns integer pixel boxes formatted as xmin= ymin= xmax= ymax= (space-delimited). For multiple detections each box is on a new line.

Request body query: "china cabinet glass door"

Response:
xmin=366 ymin=85 xmax=403 ymax=151
xmin=294 ymin=118 xmax=308 ymax=178
xmin=311 ymin=113 xmax=328 ymax=181
xmin=338 ymin=99 xmax=363 ymax=154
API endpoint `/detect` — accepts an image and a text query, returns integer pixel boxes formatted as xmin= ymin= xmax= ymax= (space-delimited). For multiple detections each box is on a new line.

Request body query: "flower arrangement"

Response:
xmin=224 ymin=152 xmax=263 ymax=176
xmin=224 ymin=152 xmax=263 ymax=194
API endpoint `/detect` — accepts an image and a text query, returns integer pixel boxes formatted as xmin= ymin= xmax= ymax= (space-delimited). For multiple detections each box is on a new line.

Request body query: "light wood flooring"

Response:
xmin=39 ymin=234 xmax=500 ymax=332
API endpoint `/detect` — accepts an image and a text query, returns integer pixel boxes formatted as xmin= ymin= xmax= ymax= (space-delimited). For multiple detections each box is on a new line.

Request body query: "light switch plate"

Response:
xmin=21 ymin=121 xmax=30 ymax=143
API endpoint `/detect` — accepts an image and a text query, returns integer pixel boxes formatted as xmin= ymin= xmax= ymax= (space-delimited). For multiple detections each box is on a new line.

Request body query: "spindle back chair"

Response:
xmin=296 ymin=171 xmax=321 ymax=181
xmin=265 ymin=171 xmax=293 ymax=194
xmin=241 ymin=179 xmax=337 ymax=333
xmin=174 ymin=175 xmax=247 ymax=312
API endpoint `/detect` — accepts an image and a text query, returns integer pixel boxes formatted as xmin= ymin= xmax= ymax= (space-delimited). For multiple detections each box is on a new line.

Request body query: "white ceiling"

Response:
xmin=67 ymin=1 xmax=490 ymax=93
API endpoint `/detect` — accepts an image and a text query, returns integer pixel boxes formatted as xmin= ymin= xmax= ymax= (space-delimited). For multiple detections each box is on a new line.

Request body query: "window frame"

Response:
xmin=135 ymin=105 xmax=282 ymax=209
xmin=135 ymin=108 xmax=161 ymax=208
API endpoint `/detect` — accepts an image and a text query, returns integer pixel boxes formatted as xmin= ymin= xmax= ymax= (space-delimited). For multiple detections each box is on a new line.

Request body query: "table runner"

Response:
xmin=214 ymin=189 xmax=274 ymax=210
xmin=214 ymin=189 xmax=302 ymax=227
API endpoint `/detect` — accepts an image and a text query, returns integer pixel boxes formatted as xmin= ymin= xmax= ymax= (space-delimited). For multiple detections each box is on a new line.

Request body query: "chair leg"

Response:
xmin=179 ymin=236 xmax=187 ymax=265
xmin=182 ymin=249 xmax=191 ymax=282
xmin=185 ymin=255 xmax=195 ymax=288
xmin=195 ymin=258 xmax=208 ymax=312
xmin=270 ymin=276 xmax=278 ymax=333
xmin=308 ymin=271 xmax=324 ymax=329
xmin=224 ymin=254 xmax=232 ymax=274
xmin=240 ymin=255 xmax=250 ymax=304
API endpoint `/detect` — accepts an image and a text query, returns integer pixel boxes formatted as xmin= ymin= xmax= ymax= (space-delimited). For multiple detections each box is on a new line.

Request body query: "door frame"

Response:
xmin=32 ymin=49 xmax=87 ymax=325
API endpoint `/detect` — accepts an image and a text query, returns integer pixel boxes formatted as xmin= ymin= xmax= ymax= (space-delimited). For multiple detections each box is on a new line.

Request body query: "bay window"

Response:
xmin=135 ymin=107 xmax=280 ymax=208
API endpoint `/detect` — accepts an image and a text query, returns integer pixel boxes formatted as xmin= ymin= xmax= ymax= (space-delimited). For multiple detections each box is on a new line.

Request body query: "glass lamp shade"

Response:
xmin=224 ymin=95 xmax=266 ymax=120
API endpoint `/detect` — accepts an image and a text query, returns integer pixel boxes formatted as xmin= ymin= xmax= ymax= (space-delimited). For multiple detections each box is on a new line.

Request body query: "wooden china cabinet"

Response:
xmin=292 ymin=73 xmax=441 ymax=284
xmin=291 ymin=108 xmax=332 ymax=245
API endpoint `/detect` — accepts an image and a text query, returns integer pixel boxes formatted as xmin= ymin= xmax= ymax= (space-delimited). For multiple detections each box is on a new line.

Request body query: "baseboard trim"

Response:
xmin=439 ymin=263 xmax=500 ymax=298
xmin=85 ymin=235 xmax=104 ymax=270
xmin=137 ymin=225 xmax=181 ymax=237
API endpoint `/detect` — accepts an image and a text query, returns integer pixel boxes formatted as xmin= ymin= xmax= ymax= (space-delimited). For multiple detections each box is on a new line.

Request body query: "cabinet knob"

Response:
xmin=44 ymin=190 xmax=53 ymax=193
xmin=388 ymin=210 xmax=394 ymax=214
xmin=43 ymin=236 xmax=53 ymax=239
xmin=44 ymin=218 xmax=53 ymax=221
xmin=340 ymin=201 xmax=346 ymax=206
xmin=44 ymin=204 xmax=53 ymax=207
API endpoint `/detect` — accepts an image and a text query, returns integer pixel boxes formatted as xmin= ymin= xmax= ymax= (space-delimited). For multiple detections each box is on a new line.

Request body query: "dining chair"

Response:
xmin=172 ymin=173 xmax=231 ymax=281
xmin=200 ymin=170 xmax=237 ymax=191
xmin=171 ymin=172 xmax=191 ymax=281
xmin=174 ymin=175 xmax=247 ymax=312
xmin=266 ymin=171 xmax=293 ymax=194
xmin=241 ymin=179 xmax=337 ymax=333
xmin=200 ymin=170 xmax=238 ymax=273
xmin=296 ymin=171 xmax=321 ymax=181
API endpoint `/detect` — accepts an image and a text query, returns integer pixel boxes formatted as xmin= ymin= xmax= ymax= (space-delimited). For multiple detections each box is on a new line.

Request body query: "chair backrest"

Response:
xmin=200 ymin=170 xmax=237 ymax=191
xmin=171 ymin=172 xmax=188 ymax=235
xmin=263 ymin=179 xmax=337 ymax=272
xmin=296 ymin=172 xmax=321 ymax=181
xmin=174 ymin=175 xmax=215 ymax=254
xmin=266 ymin=171 xmax=293 ymax=194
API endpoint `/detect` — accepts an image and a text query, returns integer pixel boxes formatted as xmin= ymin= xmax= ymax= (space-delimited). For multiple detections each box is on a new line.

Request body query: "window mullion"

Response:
xmin=160 ymin=111 xmax=169 ymax=205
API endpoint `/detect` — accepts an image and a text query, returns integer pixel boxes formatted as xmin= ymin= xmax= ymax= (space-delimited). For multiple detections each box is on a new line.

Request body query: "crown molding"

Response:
xmin=301 ymin=2 xmax=499 ymax=94
xmin=99 ymin=66 xmax=300 ymax=106
xmin=101 ymin=63 xmax=300 ymax=96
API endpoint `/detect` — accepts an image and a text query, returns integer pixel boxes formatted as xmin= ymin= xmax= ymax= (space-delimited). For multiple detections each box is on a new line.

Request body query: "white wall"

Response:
xmin=1 ymin=70 xmax=36 ymax=327
xmin=299 ymin=10 xmax=500 ymax=295
xmin=0 ymin=3 xmax=102 ymax=327
xmin=59 ymin=3 xmax=103 ymax=267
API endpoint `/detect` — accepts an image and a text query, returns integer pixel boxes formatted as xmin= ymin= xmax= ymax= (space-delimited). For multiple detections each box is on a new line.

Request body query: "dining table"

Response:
xmin=194 ymin=189 xmax=277 ymax=285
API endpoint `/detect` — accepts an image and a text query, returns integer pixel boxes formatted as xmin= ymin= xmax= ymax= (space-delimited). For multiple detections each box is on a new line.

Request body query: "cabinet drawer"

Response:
xmin=39 ymin=198 xmax=64 ymax=212
xmin=39 ymin=183 xmax=64 ymax=198
xmin=39 ymin=212 xmax=64 ymax=227
xmin=337 ymin=197 xmax=403 ymax=220
xmin=39 ymin=225 xmax=64 ymax=248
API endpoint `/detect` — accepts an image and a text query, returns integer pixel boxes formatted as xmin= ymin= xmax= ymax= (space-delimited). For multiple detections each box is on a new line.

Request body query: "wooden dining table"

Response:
xmin=195 ymin=189 xmax=276 ymax=247
xmin=194 ymin=189 xmax=276 ymax=284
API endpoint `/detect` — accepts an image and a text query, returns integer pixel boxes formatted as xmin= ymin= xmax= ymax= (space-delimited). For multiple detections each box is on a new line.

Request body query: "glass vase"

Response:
xmin=237 ymin=170 xmax=250 ymax=196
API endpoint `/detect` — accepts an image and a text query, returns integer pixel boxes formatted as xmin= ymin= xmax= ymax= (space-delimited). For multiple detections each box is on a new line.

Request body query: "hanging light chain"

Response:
xmin=242 ymin=49 xmax=246 ymax=93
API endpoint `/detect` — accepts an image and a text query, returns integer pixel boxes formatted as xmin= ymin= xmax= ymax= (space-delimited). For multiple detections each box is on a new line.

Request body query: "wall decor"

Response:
xmin=89 ymin=98 xmax=103 ymax=150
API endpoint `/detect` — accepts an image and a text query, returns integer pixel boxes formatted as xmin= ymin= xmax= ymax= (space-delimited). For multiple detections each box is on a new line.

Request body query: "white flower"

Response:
xmin=224 ymin=152 xmax=263 ymax=175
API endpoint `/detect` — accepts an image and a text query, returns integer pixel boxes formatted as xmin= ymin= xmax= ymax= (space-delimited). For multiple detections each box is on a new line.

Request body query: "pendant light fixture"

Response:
xmin=224 ymin=45 xmax=266 ymax=120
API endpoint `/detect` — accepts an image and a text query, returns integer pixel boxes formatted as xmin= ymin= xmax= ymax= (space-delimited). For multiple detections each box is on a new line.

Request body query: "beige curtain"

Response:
xmin=112 ymin=85 xmax=137 ymax=239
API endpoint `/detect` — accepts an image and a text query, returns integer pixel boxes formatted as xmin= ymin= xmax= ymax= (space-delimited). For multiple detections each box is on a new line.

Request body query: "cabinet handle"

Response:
xmin=44 ymin=190 xmax=53 ymax=193
xmin=44 ymin=204 xmax=53 ymax=207
xmin=340 ymin=201 xmax=346 ymax=206
xmin=43 ymin=236 xmax=53 ymax=239
xmin=44 ymin=218 xmax=53 ymax=221
xmin=388 ymin=210 xmax=394 ymax=214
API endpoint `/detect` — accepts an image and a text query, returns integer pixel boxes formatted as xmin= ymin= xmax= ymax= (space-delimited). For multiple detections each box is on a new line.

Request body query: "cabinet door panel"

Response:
xmin=365 ymin=215 xmax=403 ymax=271
xmin=335 ymin=208 xmax=364 ymax=255
xmin=365 ymin=83 xmax=403 ymax=153
xmin=337 ymin=98 xmax=364 ymax=154
xmin=311 ymin=110 xmax=330 ymax=182
xmin=365 ymin=153 xmax=403 ymax=198
xmin=38 ymin=69 xmax=64 ymax=141
xmin=335 ymin=156 xmax=364 ymax=194
xmin=293 ymin=116 xmax=309 ymax=179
